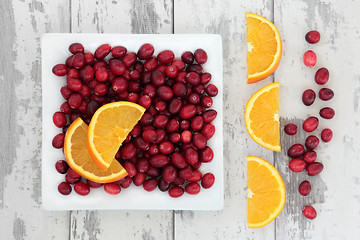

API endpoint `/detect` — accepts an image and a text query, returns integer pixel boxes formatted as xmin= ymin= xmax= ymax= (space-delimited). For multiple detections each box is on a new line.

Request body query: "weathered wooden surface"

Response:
xmin=1 ymin=0 xmax=360 ymax=239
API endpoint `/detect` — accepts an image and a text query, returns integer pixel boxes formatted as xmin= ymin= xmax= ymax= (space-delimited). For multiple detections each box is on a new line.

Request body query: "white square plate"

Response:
xmin=42 ymin=33 xmax=223 ymax=210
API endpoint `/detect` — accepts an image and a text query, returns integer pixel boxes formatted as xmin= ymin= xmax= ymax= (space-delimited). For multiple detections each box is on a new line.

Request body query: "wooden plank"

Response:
xmin=69 ymin=1 xmax=174 ymax=239
xmin=274 ymin=0 xmax=360 ymax=239
xmin=174 ymin=0 xmax=277 ymax=239
xmin=0 ymin=0 xmax=70 ymax=239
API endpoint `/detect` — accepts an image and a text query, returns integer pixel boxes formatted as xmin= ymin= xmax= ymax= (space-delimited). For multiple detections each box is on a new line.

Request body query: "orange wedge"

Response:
xmin=245 ymin=82 xmax=280 ymax=152
xmin=87 ymin=101 xmax=145 ymax=170
xmin=247 ymin=156 xmax=286 ymax=228
xmin=246 ymin=12 xmax=282 ymax=84
xmin=64 ymin=118 xmax=128 ymax=183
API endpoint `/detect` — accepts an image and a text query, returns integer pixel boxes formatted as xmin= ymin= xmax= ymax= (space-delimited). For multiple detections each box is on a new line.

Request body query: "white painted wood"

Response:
xmin=0 ymin=0 xmax=70 ymax=239
xmin=174 ymin=0 xmax=277 ymax=239
xmin=69 ymin=1 xmax=174 ymax=239
xmin=274 ymin=0 xmax=360 ymax=239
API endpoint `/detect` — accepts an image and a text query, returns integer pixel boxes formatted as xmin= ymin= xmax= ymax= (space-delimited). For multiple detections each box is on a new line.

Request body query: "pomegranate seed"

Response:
xmin=284 ymin=124 xmax=297 ymax=135
xmin=138 ymin=95 xmax=152 ymax=109
xmin=65 ymin=174 xmax=80 ymax=184
xmin=72 ymin=53 xmax=85 ymax=69
xmin=165 ymin=65 xmax=178 ymax=78
xmin=288 ymin=144 xmax=305 ymax=158
xmin=319 ymin=88 xmax=334 ymax=101
xmin=111 ymin=46 xmax=127 ymax=58
xmin=200 ymin=95 xmax=213 ymax=108
xmin=52 ymin=133 xmax=65 ymax=149
xmin=185 ymin=182 xmax=201 ymax=195
xmin=53 ymin=112 xmax=67 ymax=128
xmin=58 ymin=182 xmax=72 ymax=195
xmin=137 ymin=43 xmax=154 ymax=60
xmin=74 ymin=182 xmax=90 ymax=196
xmin=184 ymin=147 xmax=198 ymax=165
xmin=303 ymin=117 xmax=319 ymax=132
xmin=305 ymin=31 xmax=320 ymax=44
xmin=150 ymin=154 xmax=169 ymax=168
xmin=155 ymin=129 xmax=167 ymax=144
xmin=193 ymin=133 xmax=207 ymax=150
xmin=120 ymin=176 xmax=132 ymax=188
xmin=69 ymin=43 xmax=84 ymax=54
xmin=299 ymin=180 xmax=311 ymax=196
xmin=302 ymin=89 xmax=316 ymax=106
xmin=181 ymin=130 xmax=192 ymax=144
xmin=169 ymin=186 xmax=184 ymax=198
xmin=315 ymin=67 xmax=329 ymax=85
xmin=52 ymin=64 xmax=68 ymax=76
xmin=95 ymin=44 xmax=111 ymax=59
xmin=202 ymin=110 xmax=217 ymax=123
xmin=104 ymin=183 xmax=121 ymax=195
xmin=289 ymin=158 xmax=307 ymax=172
xmin=157 ymin=50 xmax=175 ymax=64
xmin=205 ymin=84 xmax=218 ymax=97
xmin=306 ymin=162 xmax=324 ymax=176
xmin=319 ymin=107 xmax=335 ymax=119
xmin=121 ymin=143 xmax=137 ymax=160
xmin=305 ymin=135 xmax=319 ymax=150
xmin=201 ymin=173 xmax=215 ymax=189
xmin=304 ymin=151 xmax=317 ymax=163
xmin=142 ymin=129 xmax=158 ymax=143
xmin=87 ymin=179 xmax=103 ymax=188
xmin=67 ymin=77 xmax=83 ymax=92
xmin=84 ymin=52 xmax=95 ymax=65
xmin=143 ymin=178 xmax=158 ymax=192
xmin=55 ymin=160 xmax=69 ymax=174
xmin=159 ymin=141 xmax=174 ymax=155
xmin=303 ymin=50 xmax=317 ymax=67
xmin=185 ymin=72 xmax=200 ymax=86
xmin=321 ymin=128 xmax=333 ymax=142
xmin=302 ymin=205 xmax=317 ymax=219
xmin=179 ymin=104 xmax=196 ymax=119
xmin=162 ymin=164 xmax=177 ymax=183
xmin=201 ymin=124 xmax=215 ymax=140
xmin=60 ymin=85 xmax=73 ymax=100
xmin=157 ymin=86 xmax=174 ymax=100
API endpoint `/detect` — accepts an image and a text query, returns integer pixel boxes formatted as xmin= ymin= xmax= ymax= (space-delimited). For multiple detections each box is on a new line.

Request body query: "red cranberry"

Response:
xmin=138 ymin=95 xmax=152 ymax=109
xmin=123 ymin=161 xmax=137 ymax=177
xmin=288 ymin=144 xmax=305 ymax=158
xmin=181 ymin=130 xmax=192 ymax=144
xmin=111 ymin=46 xmax=127 ymax=58
xmin=120 ymin=176 xmax=132 ymax=188
xmin=52 ymin=133 xmax=65 ymax=149
xmin=148 ymin=144 xmax=159 ymax=155
xmin=121 ymin=143 xmax=137 ymax=160
xmin=201 ymin=123 xmax=215 ymax=140
xmin=144 ymin=57 xmax=158 ymax=72
xmin=72 ymin=53 xmax=85 ymax=69
xmin=200 ymin=147 xmax=214 ymax=163
xmin=129 ymin=71 xmax=141 ymax=82
xmin=305 ymin=135 xmax=319 ymax=150
xmin=319 ymin=88 xmax=334 ymax=101
xmin=140 ymin=113 xmax=154 ymax=126
xmin=127 ymin=93 xmax=140 ymax=103
xmin=137 ymin=43 xmax=154 ymax=60
xmin=181 ymin=51 xmax=194 ymax=64
xmin=155 ymin=129 xmax=167 ymax=144
xmin=184 ymin=147 xmax=198 ymax=165
xmin=74 ymin=182 xmax=90 ymax=196
xmin=58 ymin=182 xmax=72 ymax=195
xmin=134 ymin=137 xmax=150 ymax=151
xmin=65 ymin=174 xmax=80 ymax=184
xmin=52 ymin=64 xmax=68 ymax=76
xmin=86 ymin=179 xmax=103 ymax=188
xmin=165 ymin=65 xmax=178 ymax=78
xmin=155 ymin=100 xmax=167 ymax=112
xmin=173 ymin=83 xmax=188 ymax=97
xmin=194 ymin=49 xmax=208 ymax=64
xmin=202 ymin=110 xmax=217 ymax=123
xmin=67 ymin=68 xmax=80 ymax=80
xmin=201 ymin=173 xmax=215 ymax=189
xmin=150 ymin=154 xmax=169 ymax=168
xmin=166 ymin=119 xmax=179 ymax=133
xmin=157 ymin=50 xmax=174 ymax=64
xmin=67 ymin=77 xmax=82 ymax=92
xmin=62 ymin=124 xmax=70 ymax=134
xmin=176 ymin=71 xmax=187 ymax=84
xmin=304 ymin=151 xmax=317 ymax=163
xmin=154 ymin=115 xmax=169 ymax=128
xmin=200 ymin=96 xmax=213 ymax=108
xmin=190 ymin=116 xmax=203 ymax=131
xmin=321 ymin=128 xmax=333 ymax=142
xmin=188 ymin=170 xmax=202 ymax=182
xmin=122 ymin=52 xmax=137 ymax=67
xmin=185 ymin=72 xmax=200 ymax=86
xmin=299 ymin=180 xmax=311 ymax=196
xmin=170 ymin=152 xmax=187 ymax=169
xmin=156 ymin=178 xmax=170 ymax=192
xmin=302 ymin=89 xmax=316 ymax=106
xmin=84 ymin=52 xmax=94 ymax=65
xmin=104 ymin=183 xmax=121 ymax=195
xmin=69 ymin=43 xmax=84 ymax=54
xmin=60 ymin=85 xmax=73 ymax=100
xmin=159 ymin=141 xmax=174 ymax=155
xmin=205 ymin=84 xmax=218 ymax=97
xmin=147 ymin=167 xmax=162 ymax=178
xmin=169 ymin=186 xmax=184 ymax=198
xmin=319 ymin=107 xmax=335 ymax=119
xmin=142 ymin=129 xmax=158 ymax=143
xmin=87 ymin=100 xmax=100 ymax=116
xmin=315 ymin=67 xmax=329 ymax=85
xmin=303 ymin=117 xmax=319 ymax=132
xmin=179 ymin=104 xmax=196 ymax=119
xmin=302 ymin=205 xmax=317 ymax=219
xmin=53 ymin=112 xmax=67 ymax=128
xmin=136 ymin=158 xmax=150 ymax=173
xmin=187 ymin=93 xmax=200 ymax=105
xmin=109 ymin=59 xmax=126 ymax=75
xmin=306 ymin=162 xmax=324 ymax=176
xmin=142 ymin=178 xmax=158 ymax=192
xmin=305 ymin=31 xmax=320 ymax=44
xmin=284 ymin=123 xmax=297 ymax=135
xmin=185 ymin=182 xmax=200 ymax=195
xmin=78 ymin=100 xmax=88 ymax=114
xmin=193 ymin=133 xmax=207 ymax=150
xmin=124 ymin=134 xmax=132 ymax=143
xmin=134 ymin=61 xmax=144 ymax=73
xmin=168 ymin=98 xmax=183 ymax=114
xmin=93 ymin=83 xmax=108 ymax=97
xmin=65 ymin=56 xmax=74 ymax=68
xmin=157 ymin=86 xmax=173 ymax=100
xmin=118 ymin=91 xmax=129 ymax=100
xmin=132 ymin=172 xmax=146 ymax=186
xmin=69 ymin=112 xmax=81 ymax=123
xmin=200 ymin=73 xmax=212 ymax=85
xmin=112 ymin=178 xmax=126 ymax=185
xmin=143 ymin=84 xmax=156 ymax=98
xmin=93 ymin=60 xmax=107 ymax=70
xmin=180 ymin=120 xmax=190 ymax=130
xmin=187 ymin=64 xmax=204 ymax=75
xmin=95 ymin=67 xmax=109 ymax=82
xmin=78 ymin=65 xmax=93 ymax=81
xmin=289 ymin=158 xmax=307 ymax=172
xmin=303 ymin=50 xmax=317 ymax=67
xmin=151 ymin=70 xmax=166 ymax=86
xmin=95 ymin=44 xmax=111 ymax=59
xmin=55 ymin=160 xmax=69 ymax=174
xmin=69 ymin=93 xmax=83 ymax=109
xmin=162 ymin=164 xmax=177 ymax=183
xmin=172 ymin=60 xmax=185 ymax=71
xmin=79 ymin=84 xmax=91 ymax=99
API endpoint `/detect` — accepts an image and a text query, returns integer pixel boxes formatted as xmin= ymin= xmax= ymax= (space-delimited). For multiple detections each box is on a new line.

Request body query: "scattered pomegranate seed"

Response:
xmin=299 ymin=180 xmax=311 ymax=196
xmin=303 ymin=50 xmax=317 ymax=67
xmin=302 ymin=205 xmax=317 ymax=219
xmin=321 ymin=128 xmax=333 ymax=142
xmin=315 ymin=67 xmax=329 ymax=85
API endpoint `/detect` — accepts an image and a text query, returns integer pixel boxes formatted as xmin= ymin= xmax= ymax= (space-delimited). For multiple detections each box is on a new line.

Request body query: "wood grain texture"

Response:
xmin=274 ymin=0 xmax=360 ymax=239
xmin=174 ymin=0 xmax=277 ymax=239
xmin=69 ymin=1 xmax=174 ymax=239
xmin=0 ymin=0 xmax=70 ymax=239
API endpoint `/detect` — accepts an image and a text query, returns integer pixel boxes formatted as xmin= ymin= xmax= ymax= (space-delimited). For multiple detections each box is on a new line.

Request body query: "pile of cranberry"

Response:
xmin=285 ymin=30 xmax=334 ymax=220
xmin=52 ymin=42 xmax=218 ymax=197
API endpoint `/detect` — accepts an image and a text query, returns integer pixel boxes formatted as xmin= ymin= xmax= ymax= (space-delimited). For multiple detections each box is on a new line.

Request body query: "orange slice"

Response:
xmin=87 ymin=101 xmax=145 ymax=170
xmin=246 ymin=12 xmax=282 ymax=84
xmin=64 ymin=118 xmax=128 ymax=183
xmin=247 ymin=156 xmax=286 ymax=228
xmin=245 ymin=82 xmax=280 ymax=152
